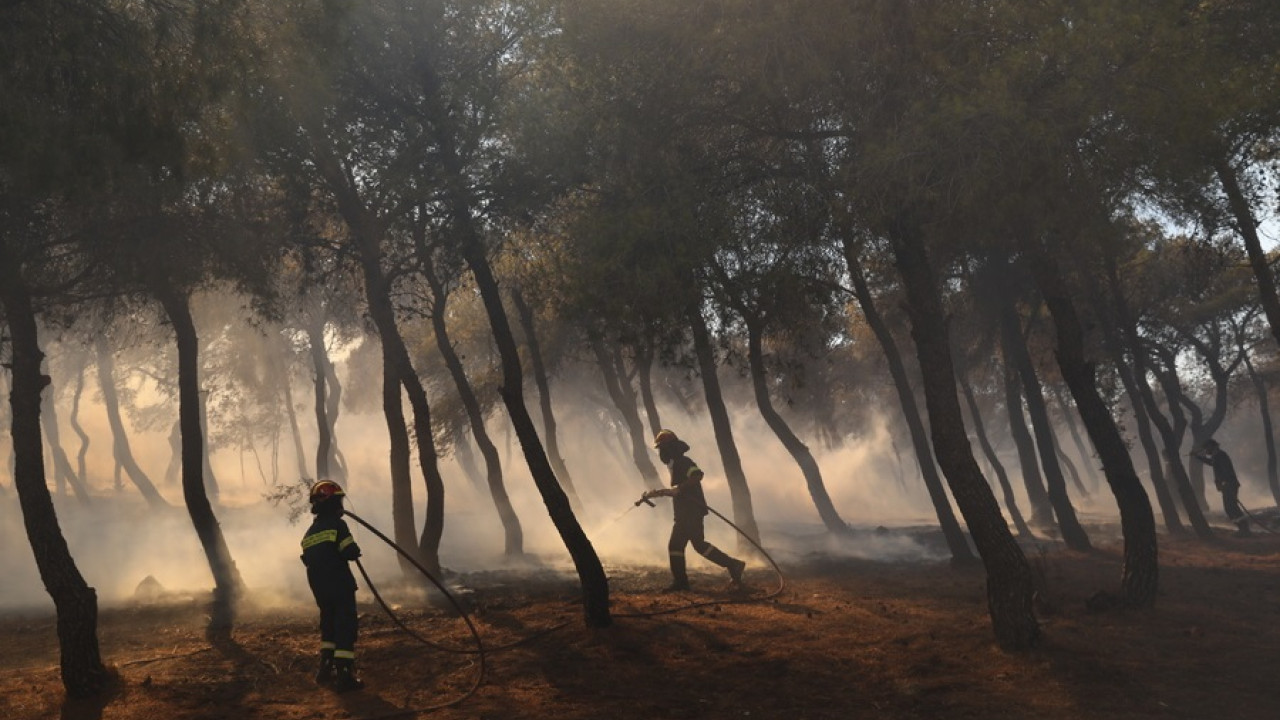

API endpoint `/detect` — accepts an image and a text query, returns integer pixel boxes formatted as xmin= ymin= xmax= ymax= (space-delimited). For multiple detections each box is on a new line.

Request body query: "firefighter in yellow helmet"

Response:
xmin=301 ymin=480 xmax=364 ymax=691
xmin=643 ymin=430 xmax=746 ymax=591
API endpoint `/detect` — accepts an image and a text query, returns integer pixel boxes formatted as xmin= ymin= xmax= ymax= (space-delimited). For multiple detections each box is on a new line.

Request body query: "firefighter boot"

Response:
xmin=665 ymin=551 xmax=690 ymax=592
xmin=1236 ymin=519 xmax=1252 ymax=537
xmin=703 ymin=545 xmax=745 ymax=585
xmin=333 ymin=658 xmax=365 ymax=693
xmin=314 ymin=648 xmax=335 ymax=686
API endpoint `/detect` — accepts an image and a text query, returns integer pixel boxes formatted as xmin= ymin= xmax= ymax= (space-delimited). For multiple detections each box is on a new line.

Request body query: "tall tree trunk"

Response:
xmin=1 ymin=255 xmax=107 ymax=698
xmin=745 ymin=318 xmax=852 ymax=536
xmin=459 ymin=239 xmax=611 ymax=627
xmin=94 ymin=337 xmax=168 ymax=507
xmin=887 ymin=218 xmax=1038 ymax=649
xmin=1215 ymin=156 xmax=1280 ymax=349
xmin=306 ymin=318 xmax=344 ymax=482
xmin=1108 ymin=345 xmax=1185 ymax=534
xmin=845 ymin=247 xmax=974 ymax=562
xmin=311 ymin=141 xmax=445 ymax=573
xmin=68 ymin=366 xmax=91 ymax=489
xmin=635 ymin=343 xmax=663 ymax=436
xmin=1147 ymin=364 xmax=1215 ymax=537
xmin=1050 ymin=384 xmax=1099 ymax=493
xmin=1025 ymin=247 xmax=1157 ymax=608
xmin=197 ymin=388 xmax=220 ymax=499
xmin=155 ymin=285 xmax=242 ymax=633
xmin=999 ymin=298 xmax=1091 ymax=551
xmin=382 ymin=350 xmax=419 ymax=577
xmin=278 ymin=358 xmax=308 ymax=483
xmin=959 ymin=373 xmax=1032 ymax=539
xmin=689 ymin=307 xmax=763 ymax=547
xmin=1001 ymin=354 xmax=1055 ymax=528
xmin=1244 ymin=354 xmax=1280 ymax=505
xmin=589 ymin=334 xmax=663 ymax=491
xmin=422 ymin=254 xmax=523 ymax=556
xmin=511 ymin=288 xmax=582 ymax=513
xmin=41 ymin=393 xmax=90 ymax=503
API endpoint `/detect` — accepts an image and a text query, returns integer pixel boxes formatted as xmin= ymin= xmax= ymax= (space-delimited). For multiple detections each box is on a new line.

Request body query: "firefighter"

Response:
xmin=643 ymin=429 xmax=746 ymax=591
xmin=1190 ymin=439 xmax=1250 ymax=537
xmin=301 ymin=480 xmax=365 ymax=691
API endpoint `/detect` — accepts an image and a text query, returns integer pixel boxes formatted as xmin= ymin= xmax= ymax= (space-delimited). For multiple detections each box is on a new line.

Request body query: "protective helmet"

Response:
xmin=653 ymin=429 xmax=678 ymax=449
xmin=309 ymin=480 xmax=346 ymax=504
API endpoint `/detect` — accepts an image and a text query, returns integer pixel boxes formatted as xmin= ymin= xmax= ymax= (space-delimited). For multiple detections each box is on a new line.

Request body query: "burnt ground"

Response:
xmin=3 ymin=527 xmax=1279 ymax=720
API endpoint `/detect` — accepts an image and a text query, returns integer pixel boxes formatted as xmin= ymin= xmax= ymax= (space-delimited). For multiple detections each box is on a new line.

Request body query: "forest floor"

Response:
xmin=3 ymin=523 xmax=1279 ymax=720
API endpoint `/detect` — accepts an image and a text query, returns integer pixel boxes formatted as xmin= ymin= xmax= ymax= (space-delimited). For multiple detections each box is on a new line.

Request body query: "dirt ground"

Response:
xmin=3 ymin=526 xmax=1279 ymax=720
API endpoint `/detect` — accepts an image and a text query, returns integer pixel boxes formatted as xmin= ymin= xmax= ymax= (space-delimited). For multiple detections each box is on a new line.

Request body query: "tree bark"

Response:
xmin=1025 ymin=246 xmax=1157 ymax=608
xmin=1215 ymin=156 xmax=1280 ymax=349
xmin=68 ymin=365 xmax=91 ymax=490
xmin=94 ymin=337 xmax=168 ymax=507
xmin=999 ymin=298 xmax=1091 ymax=551
xmin=845 ymin=246 xmax=974 ymax=562
xmin=635 ymin=343 xmax=663 ymax=436
xmin=745 ymin=318 xmax=853 ymax=537
xmin=1 ymin=251 xmax=108 ymax=698
xmin=1244 ymin=354 xmax=1280 ymax=505
xmin=689 ymin=307 xmax=763 ymax=547
xmin=41 ymin=392 xmax=90 ymax=503
xmin=959 ymin=373 xmax=1032 ymax=539
xmin=1001 ymin=353 xmax=1055 ymax=528
xmin=422 ymin=254 xmax=523 ymax=556
xmin=589 ymin=334 xmax=663 ymax=491
xmin=511 ymin=288 xmax=582 ymax=513
xmin=382 ymin=349 xmax=420 ymax=576
xmin=155 ymin=284 xmax=242 ymax=633
xmin=887 ymin=218 xmax=1038 ymax=650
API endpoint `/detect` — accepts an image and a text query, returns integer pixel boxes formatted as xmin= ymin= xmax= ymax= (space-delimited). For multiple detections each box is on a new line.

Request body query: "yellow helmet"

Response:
xmin=653 ymin=429 xmax=679 ymax=449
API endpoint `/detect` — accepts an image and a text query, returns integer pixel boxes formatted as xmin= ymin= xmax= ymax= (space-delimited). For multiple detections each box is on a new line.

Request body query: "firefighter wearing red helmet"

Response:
xmin=644 ymin=430 xmax=746 ymax=591
xmin=301 ymin=480 xmax=365 ymax=691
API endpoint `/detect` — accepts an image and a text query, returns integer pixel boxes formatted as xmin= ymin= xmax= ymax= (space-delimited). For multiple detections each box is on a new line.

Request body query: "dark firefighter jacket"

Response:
xmin=669 ymin=454 xmax=709 ymax=524
xmin=301 ymin=512 xmax=361 ymax=592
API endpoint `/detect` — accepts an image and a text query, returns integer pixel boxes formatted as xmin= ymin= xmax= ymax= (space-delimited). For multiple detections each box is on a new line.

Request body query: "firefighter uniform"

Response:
xmin=652 ymin=430 xmax=746 ymax=591
xmin=301 ymin=481 xmax=364 ymax=691
xmin=1192 ymin=440 xmax=1250 ymax=536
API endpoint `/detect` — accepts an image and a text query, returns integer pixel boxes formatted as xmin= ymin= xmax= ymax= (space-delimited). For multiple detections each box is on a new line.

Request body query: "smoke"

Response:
xmin=6 ymin=328 xmax=1276 ymax=616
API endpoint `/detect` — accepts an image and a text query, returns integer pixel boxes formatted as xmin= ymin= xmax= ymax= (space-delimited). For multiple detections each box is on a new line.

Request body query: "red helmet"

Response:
xmin=309 ymin=480 xmax=346 ymax=504
xmin=653 ymin=429 xmax=679 ymax=449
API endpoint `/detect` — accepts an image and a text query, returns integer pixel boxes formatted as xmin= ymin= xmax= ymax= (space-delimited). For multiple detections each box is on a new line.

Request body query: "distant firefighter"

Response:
xmin=644 ymin=429 xmax=746 ymax=591
xmin=301 ymin=480 xmax=365 ymax=691
xmin=1190 ymin=439 xmax=1251 ymax=537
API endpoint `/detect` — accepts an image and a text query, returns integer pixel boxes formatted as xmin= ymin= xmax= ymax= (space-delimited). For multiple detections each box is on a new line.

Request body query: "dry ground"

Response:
xmin=3 ymin=527 xmax=1279 ymax=720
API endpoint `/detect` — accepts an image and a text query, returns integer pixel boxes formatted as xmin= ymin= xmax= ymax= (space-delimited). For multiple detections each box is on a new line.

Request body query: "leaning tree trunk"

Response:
xmin=690 ymin=307 xmax=763 ymax=548
xmin=1000 ymin=298 xmax=1091 ymax=551
xmin=589 ymin=334 xmax=664 ymax=491
xmin=1106 ymin=263 xmax=1211 ymax=538
xmin=845 ymin=249 xmax=974 ymax=562
xmin=94 ymin=337 xmax=168 ymax=507
xmin=155 ymin=285 xmax=242 ymax=634
xmin=1025 ymin=246 xmax=1157 ymax=609
xmin=1 ymin=254 xmax=107 ymax=698
xmin=41 ymin=393 xmax=90 ymax=503
xmin=887 ymin=217 xmax=1039 ymax=650
xmin=305 ymin=318 xmax=344 ymax=482
xmin=959 ymin=373 xmax=1033 ymax=539
xmin=381 ymin=350 xmax=421 ymax=577
xmin=511 ymin=288 xmax=583 ymax=514
xmin=423 ymin=254 xmax=523 ymax=556
xmin=1215 ymin=156 xmax=1280 ymax=350
xmin=745 ymin=318 xmax=853 ymax=537
xmin=68 ymin=367 xmax=91 ymax=490
xmin=635 ymin=343 xmax=663 ymax=436
xmin=1244 ymin=354 xmax=1280 ymax=506
xmin=1050 ymin=385 xmax=1099 ymax=493
xmin=1001 ymin=355 xmax=1055 ymax=528
xmin=459 ymin=236 xmax=611 ymax=628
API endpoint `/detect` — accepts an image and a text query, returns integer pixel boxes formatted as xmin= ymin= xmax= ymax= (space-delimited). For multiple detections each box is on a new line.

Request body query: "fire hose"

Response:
xmin=613 ymin=494 xmax=787 ymax=618
xmin=338 ymin=498 xmax=787 ymax=716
